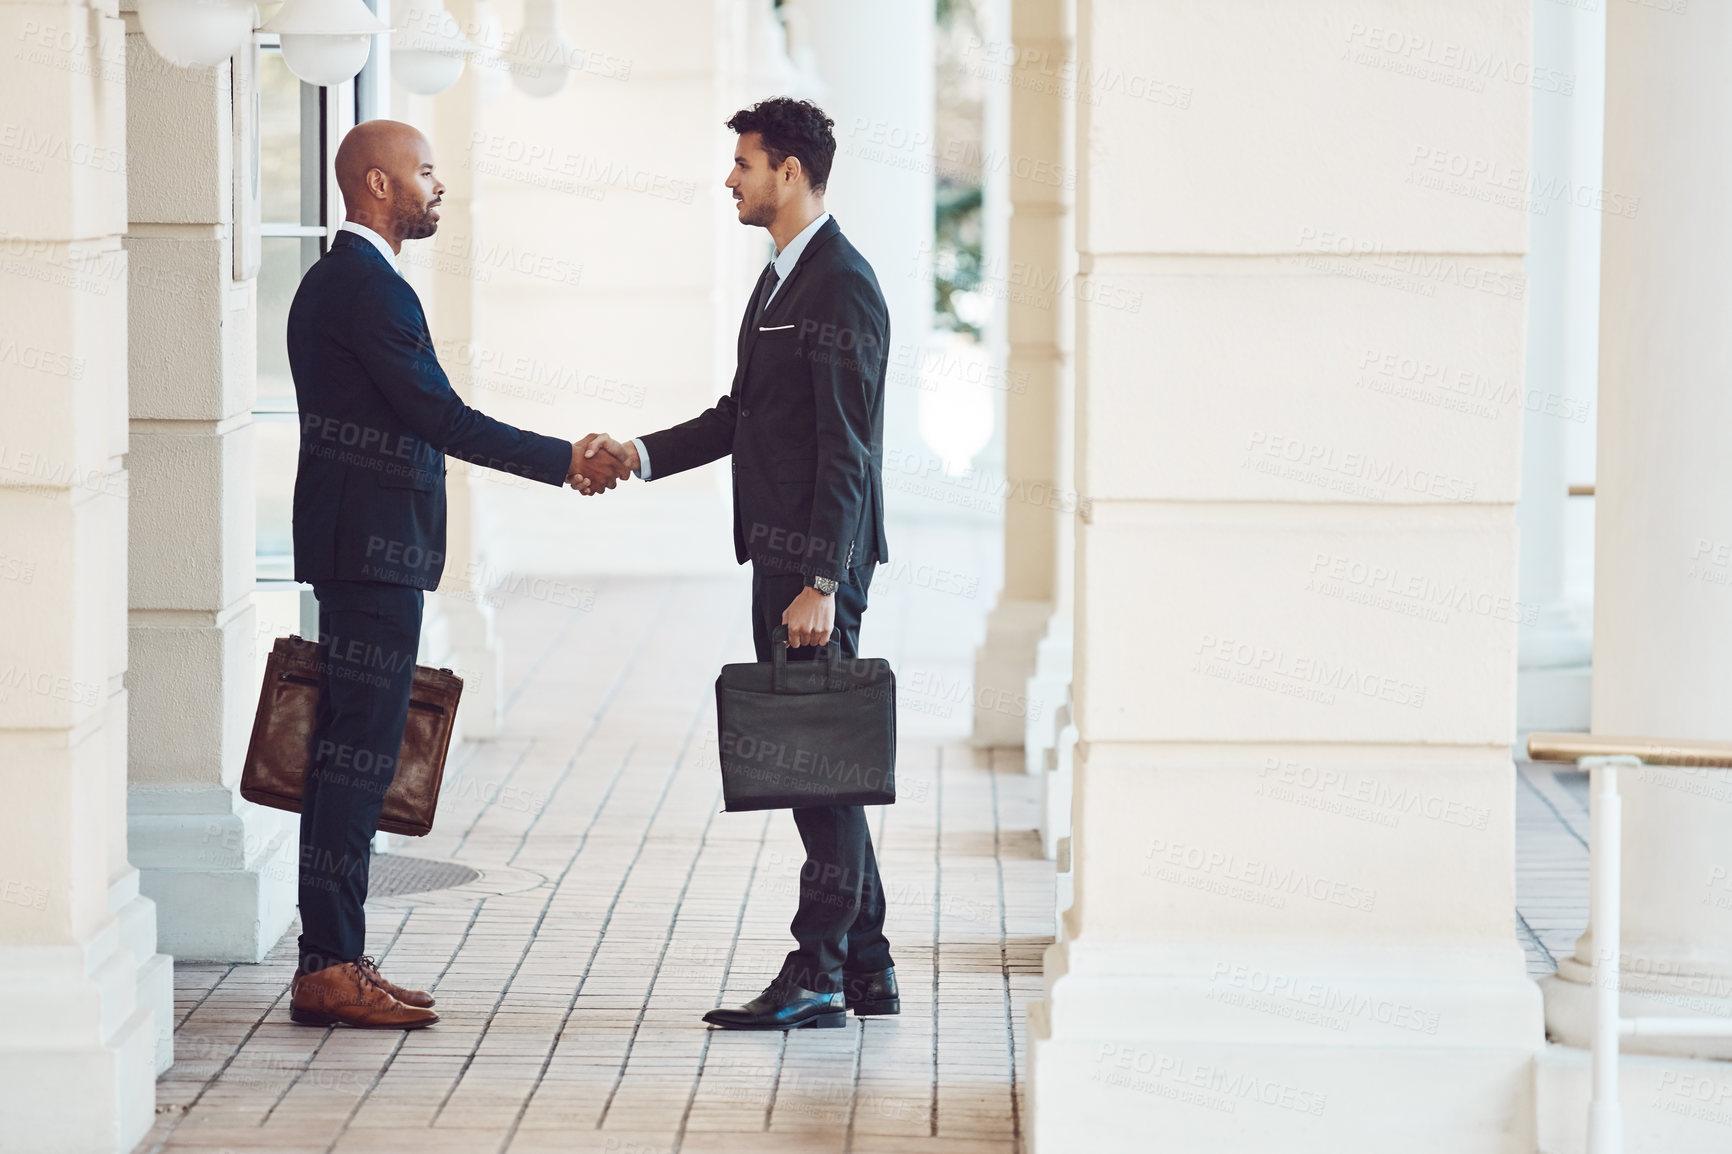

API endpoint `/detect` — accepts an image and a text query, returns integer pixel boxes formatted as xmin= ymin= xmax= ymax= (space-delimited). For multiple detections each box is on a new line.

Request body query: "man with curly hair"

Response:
xmin=582 ymin=98 xmax=898 ymax=1030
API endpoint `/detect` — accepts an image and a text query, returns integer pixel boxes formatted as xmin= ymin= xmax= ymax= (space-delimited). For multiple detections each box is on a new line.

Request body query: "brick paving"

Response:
xmin=136 ymin=519 xmax=1049 ymax=1154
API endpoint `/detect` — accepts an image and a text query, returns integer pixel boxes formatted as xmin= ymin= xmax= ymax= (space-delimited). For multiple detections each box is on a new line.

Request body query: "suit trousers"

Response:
xmin=297 ymin=580 xmax=423 ymax=974
xmin=750 ymin=562 xmax=894 ymax=993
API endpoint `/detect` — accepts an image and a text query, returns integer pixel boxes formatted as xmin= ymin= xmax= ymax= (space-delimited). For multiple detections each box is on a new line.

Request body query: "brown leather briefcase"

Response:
xmin=239 ymin=635 xmax=462 ymax=837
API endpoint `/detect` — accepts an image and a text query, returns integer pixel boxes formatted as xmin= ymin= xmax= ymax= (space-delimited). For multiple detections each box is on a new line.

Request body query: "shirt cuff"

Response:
xmin=630 ymin=437 xmax=652 ymax=481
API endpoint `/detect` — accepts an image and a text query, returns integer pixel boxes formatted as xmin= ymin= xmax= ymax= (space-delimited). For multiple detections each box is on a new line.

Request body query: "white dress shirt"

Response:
xmin=633 ymin=212 xmax=831 ymax=480
xmin=339 ymin=220 xmax=401 ymax=276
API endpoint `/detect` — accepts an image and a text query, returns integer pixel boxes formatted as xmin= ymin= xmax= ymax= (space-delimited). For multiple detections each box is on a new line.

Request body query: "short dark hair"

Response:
xmin=726 ymin=98 xmax=837 ymax=193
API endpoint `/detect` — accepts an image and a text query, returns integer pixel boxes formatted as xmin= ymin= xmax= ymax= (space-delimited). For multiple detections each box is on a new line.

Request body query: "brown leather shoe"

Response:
xmin=290 ymin=961 xmax=439 ymax=1029
xmin=356 ymin=955 xmax=435 ymax=1008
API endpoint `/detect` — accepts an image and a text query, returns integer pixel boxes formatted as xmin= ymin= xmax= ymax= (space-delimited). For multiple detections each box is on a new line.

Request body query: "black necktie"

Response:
xmin=753 ymin=263 xmax=780 ymax=324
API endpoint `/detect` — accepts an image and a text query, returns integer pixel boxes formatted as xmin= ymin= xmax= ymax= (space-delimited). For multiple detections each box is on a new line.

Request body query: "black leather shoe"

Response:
xmin=844 ymin=967 xmax=900 ymax=1016
xmin=703 ymin=976 xmax=846 ymax=1031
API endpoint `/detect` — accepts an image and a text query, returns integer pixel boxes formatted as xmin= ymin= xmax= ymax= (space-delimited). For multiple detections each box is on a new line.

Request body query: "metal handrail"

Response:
xmin=1527 ymin=731 xmax=1732 ymax=767
xmin=1526 ymin=733 xmax=1732 ymax=1154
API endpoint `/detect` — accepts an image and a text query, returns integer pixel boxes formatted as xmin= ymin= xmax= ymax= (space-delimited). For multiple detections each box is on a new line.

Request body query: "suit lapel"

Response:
xmin=757 ymin=216 xmax=840 ymax=329
xmin=736 ymin=261 xmax=776 ymax=377
xmin=736 ymin=218 xmax=844 ymax=388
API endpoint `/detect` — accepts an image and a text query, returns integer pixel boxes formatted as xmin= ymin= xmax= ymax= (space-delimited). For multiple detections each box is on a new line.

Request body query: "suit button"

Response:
xmin=740 ymin=407 xmax=751 ymax=418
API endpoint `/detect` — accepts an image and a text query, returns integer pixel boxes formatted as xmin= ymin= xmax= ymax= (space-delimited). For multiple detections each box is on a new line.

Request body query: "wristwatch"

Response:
xmin=807 ymin=574 xmax=839 ymax=596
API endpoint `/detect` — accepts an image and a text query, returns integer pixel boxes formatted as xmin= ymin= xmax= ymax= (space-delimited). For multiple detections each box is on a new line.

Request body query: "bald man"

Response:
xmin=284 ymin=120 xmax=621 ymax=1030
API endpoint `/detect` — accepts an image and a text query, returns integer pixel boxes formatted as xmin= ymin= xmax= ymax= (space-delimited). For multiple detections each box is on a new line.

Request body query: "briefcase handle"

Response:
xmin=770 ymin=624 xmax=842 ymax=693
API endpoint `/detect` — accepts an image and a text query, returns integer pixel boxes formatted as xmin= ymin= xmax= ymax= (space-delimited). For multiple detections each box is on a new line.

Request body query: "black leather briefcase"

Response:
xmin=715 ymin=626 xmax=896 ymax=811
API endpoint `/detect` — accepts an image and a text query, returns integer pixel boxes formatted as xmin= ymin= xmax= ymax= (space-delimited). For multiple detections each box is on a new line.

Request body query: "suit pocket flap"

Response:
xmin=776 ymin=457 xmax=817 ymax=482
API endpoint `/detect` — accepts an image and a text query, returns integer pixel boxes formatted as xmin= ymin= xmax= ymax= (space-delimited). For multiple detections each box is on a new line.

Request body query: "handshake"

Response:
xmin=565 ymin=433 xmax=640 ymax=495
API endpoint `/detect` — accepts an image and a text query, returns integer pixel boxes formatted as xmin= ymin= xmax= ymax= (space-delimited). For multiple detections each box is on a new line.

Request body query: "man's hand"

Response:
xmin=782 ymin=586 xmax=836 ymax=649
xmin=568 ymin=434 xmax=630 ymax=494
xmin=583 ymin=434 xmax=640 ymax=475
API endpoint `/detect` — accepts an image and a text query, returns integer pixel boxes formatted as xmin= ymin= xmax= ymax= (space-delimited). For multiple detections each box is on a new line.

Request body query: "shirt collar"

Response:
xmin=771 ymin=212 xmax=830 ymax=283
xmin=340 ymin=220 xmax=401 ymax=276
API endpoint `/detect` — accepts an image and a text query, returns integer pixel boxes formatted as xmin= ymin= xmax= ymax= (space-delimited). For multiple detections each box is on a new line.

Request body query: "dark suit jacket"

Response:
xmin=287 ymin=230 xmax=571 ymax=591
xmin=639 ymin=217 xmax=889 ymax=585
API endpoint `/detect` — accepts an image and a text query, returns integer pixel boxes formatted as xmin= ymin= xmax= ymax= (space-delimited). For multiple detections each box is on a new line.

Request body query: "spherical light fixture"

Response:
xmin=136 ymin=0 xmax=257 ymax=68
xmin=262 ymin=0 xmax=390 ymax=87
xmin=392 ymin=0 xmax=477 ymax=95
xmin=507 ymin=0 xmax=569 ymax=98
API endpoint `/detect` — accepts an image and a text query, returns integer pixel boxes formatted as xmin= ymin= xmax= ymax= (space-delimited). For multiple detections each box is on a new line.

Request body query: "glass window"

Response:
xmin=254 ymin=44 xmax=329 ymax=597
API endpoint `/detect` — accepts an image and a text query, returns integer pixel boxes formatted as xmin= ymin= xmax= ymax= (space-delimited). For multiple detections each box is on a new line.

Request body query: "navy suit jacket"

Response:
xmin=639 ymin=217 xmax=889 ymax=585
xmin=288 ymin=230 xmax=571 ymax=591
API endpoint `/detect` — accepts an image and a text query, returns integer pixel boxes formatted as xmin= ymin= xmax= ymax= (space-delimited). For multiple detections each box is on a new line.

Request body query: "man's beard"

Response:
xmin=736 ymin=193 xmax=775 ymax=228
xmin=394 ymin=192 xmax=439 ymax=241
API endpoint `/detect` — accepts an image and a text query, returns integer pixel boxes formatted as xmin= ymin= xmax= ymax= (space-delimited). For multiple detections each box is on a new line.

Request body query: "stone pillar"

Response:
xmin=1543 ymin=0 xmax=1732 ymax=1060
xmin=0 ymin=0 xmax=159 ymax=1144
xmin=790 ymin=0 xmax=936 ymax=513
xmin=397 ymin=2 xmax=508 ymax=740
xmin=123 ymin=35 xmax=296 ymax=963
xmin=1515 ymin=0 xmax=1597 ymax=735
xmin=974 ymin=0 xmax=1076 ymax=754
xmin=1028 ymin=3 xmax=1541 ymax=1150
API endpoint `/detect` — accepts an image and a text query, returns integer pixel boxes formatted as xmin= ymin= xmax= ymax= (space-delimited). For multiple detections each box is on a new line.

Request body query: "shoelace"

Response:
xmin=352 ymin=957 xmax=386 ymax=994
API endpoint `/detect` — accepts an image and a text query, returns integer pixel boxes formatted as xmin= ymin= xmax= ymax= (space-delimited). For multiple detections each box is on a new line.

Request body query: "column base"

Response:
xmin=973 ymin=597 xmax=1051 ymax=747
xmin=1024 ymin=615 xmax=1073 ymax=774
xmin=1029 ymin=943 xmax=1542 ymax=1153
xmin=1543 ymin=966 xmax=1732 ymax=1060
xmin=110 ymin=869 xmax=174 ymax=1074
xmin=1037 ymin=719 xmax=1075 ymax=861
xmin=0 ymin=923 xmax=157 ymax=1153
xmin=422 ymin=593 xmax=505 ymax=743
xmin=1536 ymin=1041 xmax=1732 ymax=1152
xmin=129 ymin=786 xmax=298 ymax=963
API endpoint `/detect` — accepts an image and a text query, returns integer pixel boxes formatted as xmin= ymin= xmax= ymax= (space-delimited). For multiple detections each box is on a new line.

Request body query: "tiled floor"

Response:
xmin=137 ymin=517 xmax=1048 ymax=1154
xmin=133 ymin=512 xmax=1596 ymax=1154
xmin=1515 ymin=760 xmax=1592 ymax=978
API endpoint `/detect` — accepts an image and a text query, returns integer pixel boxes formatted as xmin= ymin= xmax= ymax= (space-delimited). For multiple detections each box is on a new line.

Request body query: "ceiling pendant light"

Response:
xmin=136 ymin=0 xmax=258 ymax=68
xmin=508 ymin=0 xmax=569 ymax=98
xmin=262 ymin=0 xmax=390 ymax=86
xmin=392 ymin=0 xmax=478 ymax=95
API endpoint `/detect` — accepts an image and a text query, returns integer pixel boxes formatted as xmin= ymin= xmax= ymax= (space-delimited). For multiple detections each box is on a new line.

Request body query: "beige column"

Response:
xmin=973 ymin=0 xmax=1076 ymax=755
xmin=1543 ymin=0 xmax=1732 ymax=1060
xmin=1028 ymin=3 xmax=1541 ymax=1150
xmin=122 ymin=34 xmax=297 ymax=963
xmin=394 ymin=1 xmax=510 ymax=740
xmin=0 ymin=0 xmax=158 ymax=1144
